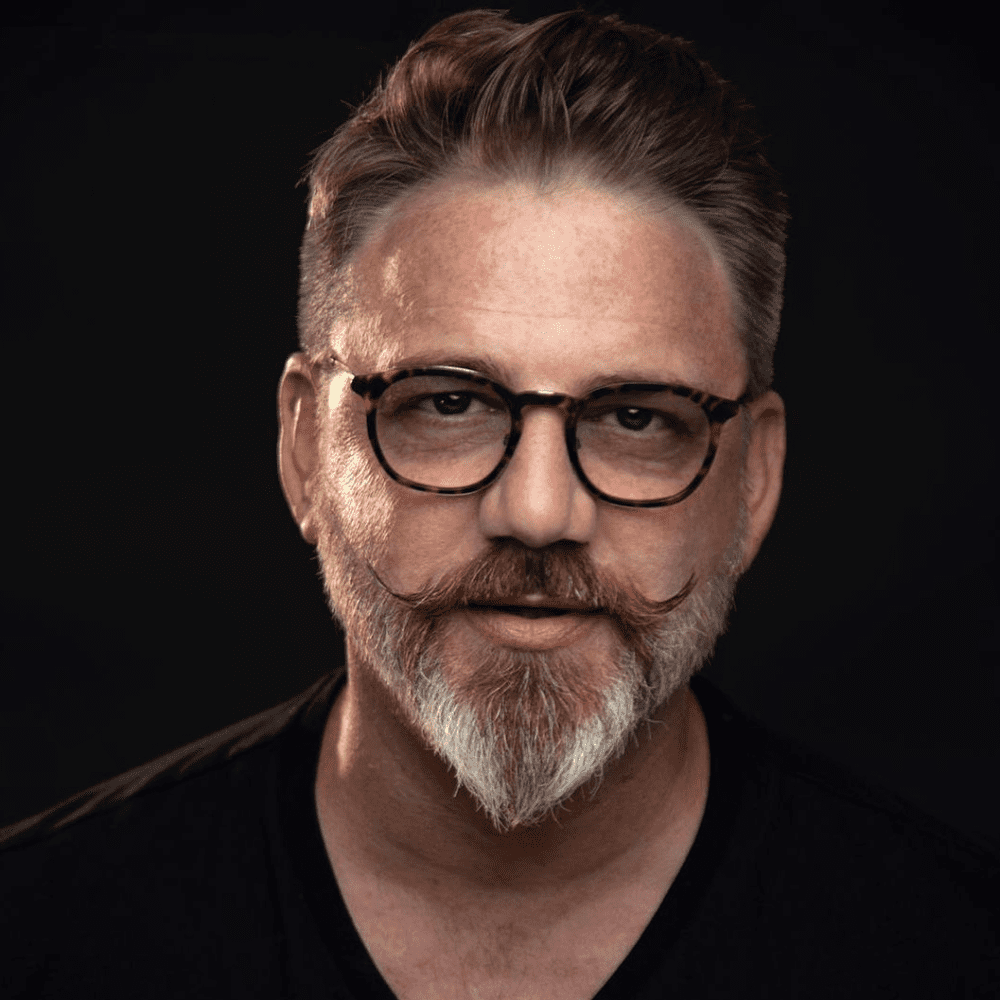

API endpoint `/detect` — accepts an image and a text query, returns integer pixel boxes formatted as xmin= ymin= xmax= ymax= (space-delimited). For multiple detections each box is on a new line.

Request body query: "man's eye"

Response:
xmin=384 ymin=388 xmax=504 ymax=423
xmin=616 ymin=407 xmax=654 ymax=432
xmin=582 ymin=403 xmax=696 ymax=441
xmin=432 ymin=392 xmax=473 ymax=415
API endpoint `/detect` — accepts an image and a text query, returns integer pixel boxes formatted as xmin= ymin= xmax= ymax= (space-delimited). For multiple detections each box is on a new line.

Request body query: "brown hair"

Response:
xmin=299 ymin=8 xmax=789 ymax=398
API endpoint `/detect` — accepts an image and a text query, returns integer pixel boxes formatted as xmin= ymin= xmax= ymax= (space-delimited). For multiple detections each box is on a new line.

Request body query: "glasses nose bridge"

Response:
xmin=509 ymin=389 xmax=575 ymax=422
xmin=504 ymin=390 xmax=578 ymax=486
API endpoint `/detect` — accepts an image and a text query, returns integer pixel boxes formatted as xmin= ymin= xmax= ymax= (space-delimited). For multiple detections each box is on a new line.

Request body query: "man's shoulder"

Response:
xmin=0 ymin=670 xmax=344 ymax=999
xmin=0 ymin=669 xmax=342 ymax=855
xmin=698 ymin=676 xmax=997 ymax=866
xmin=671 ymin=678 xmax=1000 ymax=996
xmin=692 ymin=676 xmax=998 ymax=934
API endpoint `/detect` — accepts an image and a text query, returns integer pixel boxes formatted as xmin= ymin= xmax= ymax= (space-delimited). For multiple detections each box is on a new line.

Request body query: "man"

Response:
xmin=2 ymin=9 xmax=996 ymax=998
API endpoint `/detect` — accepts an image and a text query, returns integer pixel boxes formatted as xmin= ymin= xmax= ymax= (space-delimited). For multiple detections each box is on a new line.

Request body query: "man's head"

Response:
xmin=279 ymin=10 xmax=787 ymax=832
xmin=298 ymin=8 xmax=787 ymax=400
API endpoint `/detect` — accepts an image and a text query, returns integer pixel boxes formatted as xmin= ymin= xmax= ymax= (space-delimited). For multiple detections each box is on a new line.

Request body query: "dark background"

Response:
xmin=3 ymin=1 xmax=997 ymax=850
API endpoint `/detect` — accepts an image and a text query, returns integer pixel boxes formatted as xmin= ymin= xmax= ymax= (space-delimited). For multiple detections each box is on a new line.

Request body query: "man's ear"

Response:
xmin=739 ymin=390 xmax=786 ymax=570
xmin=278 ymin=353 xmax=320 ymax=545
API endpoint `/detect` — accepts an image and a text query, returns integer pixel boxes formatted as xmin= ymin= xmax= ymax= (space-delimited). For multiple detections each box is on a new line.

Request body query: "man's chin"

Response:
xmin=407 ymin=640 xmax=647 ymax=833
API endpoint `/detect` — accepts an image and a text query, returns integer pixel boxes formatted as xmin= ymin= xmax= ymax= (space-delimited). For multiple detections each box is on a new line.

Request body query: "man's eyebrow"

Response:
xmin=389 ymin=353 xmax=703 ymax=393
xmin=391 ymin=353 xmax=515 ymax=384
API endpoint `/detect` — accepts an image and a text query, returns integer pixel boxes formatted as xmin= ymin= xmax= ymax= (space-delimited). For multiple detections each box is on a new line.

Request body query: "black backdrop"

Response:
xmin=3 ymin=1 xmax=997 ymax=850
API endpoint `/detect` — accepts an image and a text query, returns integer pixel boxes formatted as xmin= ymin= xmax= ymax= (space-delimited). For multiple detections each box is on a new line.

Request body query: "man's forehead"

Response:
xmin=334 ymin=179 xmax=743 ymax=393
xmin=367 ymin=181 xmax=725 ymax=311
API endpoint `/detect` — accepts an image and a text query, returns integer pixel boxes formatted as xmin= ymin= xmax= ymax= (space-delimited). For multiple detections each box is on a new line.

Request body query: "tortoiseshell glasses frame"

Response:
xmin=322 ymin=358 xmax=750 ymax=508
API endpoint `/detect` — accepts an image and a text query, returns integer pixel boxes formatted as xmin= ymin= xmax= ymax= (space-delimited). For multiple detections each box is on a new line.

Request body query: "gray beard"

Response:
xmin=315 ymin=479 xmax=746 ymax=832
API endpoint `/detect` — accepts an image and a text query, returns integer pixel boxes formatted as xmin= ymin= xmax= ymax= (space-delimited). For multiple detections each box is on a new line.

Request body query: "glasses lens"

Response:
xmin=375 ymin=374 xmax=510 ymax=489
xmin=576 ymin=388 xmax=711 ymax=502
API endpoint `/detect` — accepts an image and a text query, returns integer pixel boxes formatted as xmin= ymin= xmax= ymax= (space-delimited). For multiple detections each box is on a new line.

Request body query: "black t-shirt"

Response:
xmin=2 ymin=670 xmax=997 ymax=998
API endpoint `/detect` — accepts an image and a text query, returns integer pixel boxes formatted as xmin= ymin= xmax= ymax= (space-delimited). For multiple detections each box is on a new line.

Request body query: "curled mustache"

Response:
xmin=369 ymin=538 xmax=696 ymax=636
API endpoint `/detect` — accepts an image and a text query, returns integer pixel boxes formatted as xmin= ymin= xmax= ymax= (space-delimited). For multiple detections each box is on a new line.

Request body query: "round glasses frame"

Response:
xmin=328 ymin=360 xmax=749 ymax=508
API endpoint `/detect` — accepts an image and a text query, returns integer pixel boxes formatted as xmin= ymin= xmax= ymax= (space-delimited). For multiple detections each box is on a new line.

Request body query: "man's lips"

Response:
xmin=471 ymin=605 xmax=582 ymax=618
xmin=459 ymin=601 xmax=604 ymax=650
xmin=467 ymin=595 xmax=603 ymax=618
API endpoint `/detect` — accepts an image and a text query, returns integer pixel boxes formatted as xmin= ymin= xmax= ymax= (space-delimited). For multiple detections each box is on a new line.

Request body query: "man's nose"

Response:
xmin=477 ymin=408 xmax=598 ymax=548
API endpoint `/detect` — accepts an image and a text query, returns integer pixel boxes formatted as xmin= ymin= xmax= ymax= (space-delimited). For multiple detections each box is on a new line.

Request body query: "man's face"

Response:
xmin=303 ymin=178 xmax=760 ymax=830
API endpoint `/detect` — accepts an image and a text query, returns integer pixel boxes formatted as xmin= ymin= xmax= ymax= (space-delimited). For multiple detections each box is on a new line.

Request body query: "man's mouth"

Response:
xmin=477 ymin=605 xmax=572 ymax=619
xmin=458 ymin=598 xmax=604 ymax=650
xmin=468 ymin=600 xmax=602 ymax=619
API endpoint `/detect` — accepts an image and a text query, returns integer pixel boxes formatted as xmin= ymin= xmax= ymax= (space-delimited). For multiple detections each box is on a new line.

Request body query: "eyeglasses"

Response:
xmin=328 ymin=359 xmax=749 ymax=508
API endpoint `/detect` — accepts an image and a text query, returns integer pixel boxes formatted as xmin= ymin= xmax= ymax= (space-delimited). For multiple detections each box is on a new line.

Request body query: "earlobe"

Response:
xmin=739 ymin=390 xmax=786 ymax=570
xmin=277 ymin=353 xmax=321 ymax=544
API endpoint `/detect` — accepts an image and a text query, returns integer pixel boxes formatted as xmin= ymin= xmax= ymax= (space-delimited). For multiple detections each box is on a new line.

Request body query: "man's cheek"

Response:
xmin=597 ymin=521 xmax=699 ymax=600
xmin=320 ymin=446 xmax=393 ymax=555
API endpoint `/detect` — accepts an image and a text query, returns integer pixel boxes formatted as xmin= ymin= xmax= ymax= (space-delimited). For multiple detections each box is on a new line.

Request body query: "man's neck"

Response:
xmin=313 ymin=659 xmax=710 ymax=903
xmin=312 ymin=660 xmax=710 ymax=998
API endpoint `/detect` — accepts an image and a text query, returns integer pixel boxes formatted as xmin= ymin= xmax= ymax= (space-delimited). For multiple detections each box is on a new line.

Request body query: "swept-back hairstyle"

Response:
xmin=300 ymin=8 xmax=788 ymax=398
